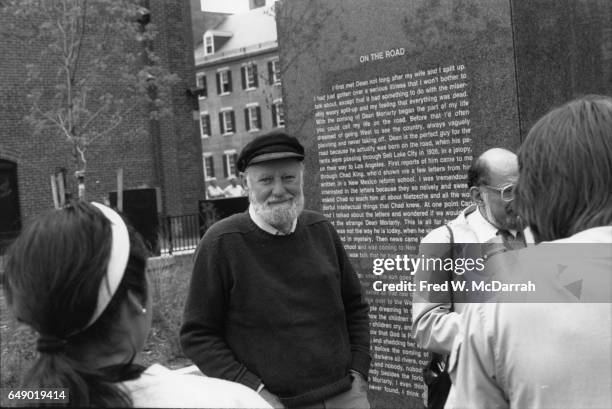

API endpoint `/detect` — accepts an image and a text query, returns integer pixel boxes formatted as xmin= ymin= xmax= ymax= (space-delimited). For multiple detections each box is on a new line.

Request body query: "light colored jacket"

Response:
xmin=122 ymin=364 xmax=272 ymax=408
xmin=411 ymin=204 xmax=533 ymax=354
xmin=411 ymin=205 xmax=483 ymax=354
xmin=448 ymin=226 xmax=612 ymax=409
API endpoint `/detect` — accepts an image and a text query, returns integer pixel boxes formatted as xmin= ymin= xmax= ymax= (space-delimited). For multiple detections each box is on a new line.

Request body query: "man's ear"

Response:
xmin=470 ymin=186 xmax=483 ymax=204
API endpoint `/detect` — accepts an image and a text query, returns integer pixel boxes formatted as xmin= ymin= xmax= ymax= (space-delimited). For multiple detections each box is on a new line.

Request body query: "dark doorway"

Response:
xmin=0 ymin=159 xmax=21 ymax=252
xmin=109 ymin=188 xmax=159 ymax=254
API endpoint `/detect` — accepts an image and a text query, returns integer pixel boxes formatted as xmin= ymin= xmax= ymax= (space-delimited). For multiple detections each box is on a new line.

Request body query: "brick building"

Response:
xmin=0 ymin=0 xmax=204 ymax=242
xmin=193 ymin=5 xmax=284 ymax=196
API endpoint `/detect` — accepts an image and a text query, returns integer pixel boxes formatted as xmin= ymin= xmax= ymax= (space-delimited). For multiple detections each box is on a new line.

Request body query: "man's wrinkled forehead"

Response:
xmin=244 ymin=160 xmax=304 ymax=185
xmin=485 ymin=158 xmax=518 ymax=187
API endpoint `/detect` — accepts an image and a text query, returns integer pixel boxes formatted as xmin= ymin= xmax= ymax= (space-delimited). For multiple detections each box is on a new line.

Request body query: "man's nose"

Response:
xmin=506 ymin=200 xmax=517 ymax=213
xmin=271 ymin=178 xmax=286 ymax=196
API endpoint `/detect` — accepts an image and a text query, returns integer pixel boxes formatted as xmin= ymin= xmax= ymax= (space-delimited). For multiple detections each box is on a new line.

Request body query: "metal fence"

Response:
xmin=1 ymin=199 xmax=248 ymax=257
xmin=158 ymin=214 xmax=201 ymax=255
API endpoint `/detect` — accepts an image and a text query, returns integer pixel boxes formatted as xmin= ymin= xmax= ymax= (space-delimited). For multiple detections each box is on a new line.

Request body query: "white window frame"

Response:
xmin=196 ymin=73 xmax=207 ymax=100
xmin=203 ymin=153 xmax=214 ymax=180
xmin=223 ymin=149 xmax=238 ymax=178
xmin=199 ymin=112 xmax=210 ymax=138
xmin=196 ymin=72 xmax=206 ymax=89
xmin=273 ymin=99 xmax=285 ymax=127
xmin=246 ymin=103 xmax=260 ymax=132
xmin=271 ymin=59 xmax=281 ymax=84
xmin=204 ymin=34 xmax=214 ymax=55
xmin=244 ymin=62 xmax=257 ymax=89
xmin=219 ymin=68 xmax=231 ymax=94
xmin=221 ymin=108 xmax=234 ymax=135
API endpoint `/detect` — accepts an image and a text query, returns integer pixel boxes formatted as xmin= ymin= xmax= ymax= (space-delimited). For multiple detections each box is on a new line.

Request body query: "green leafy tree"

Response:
xmin=0 ymin=0 xmax=179 ymax=200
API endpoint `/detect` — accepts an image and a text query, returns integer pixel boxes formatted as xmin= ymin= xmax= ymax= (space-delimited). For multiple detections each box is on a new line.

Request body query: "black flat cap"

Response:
xmin=237 ymin=131 xmax=305 ymax=172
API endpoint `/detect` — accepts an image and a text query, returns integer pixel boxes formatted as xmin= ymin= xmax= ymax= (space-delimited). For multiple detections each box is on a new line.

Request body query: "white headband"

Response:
xmin=84 ymin=202 xmax=131 ymax=329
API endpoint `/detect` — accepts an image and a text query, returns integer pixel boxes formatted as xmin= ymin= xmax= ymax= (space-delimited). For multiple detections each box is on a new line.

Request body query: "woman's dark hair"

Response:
xmin=2 ymin=200 xmax=149 ymax=407
xmin=515 ymin=95 xmax=612 ymax=242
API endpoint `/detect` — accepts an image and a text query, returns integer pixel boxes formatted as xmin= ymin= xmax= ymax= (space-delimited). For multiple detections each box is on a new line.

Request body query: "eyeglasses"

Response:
xmin=482 ymin=183 xmax=515 ymax=202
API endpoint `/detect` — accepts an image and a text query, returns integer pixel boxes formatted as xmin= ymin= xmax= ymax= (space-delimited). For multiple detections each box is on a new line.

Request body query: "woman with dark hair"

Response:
xmin=447 ymin=95 xmax=612 ymax=409
xmin=514 ymin=94 xmax=612 ymax=242
xmin=3 ymin=201 xmax=271 ymax=408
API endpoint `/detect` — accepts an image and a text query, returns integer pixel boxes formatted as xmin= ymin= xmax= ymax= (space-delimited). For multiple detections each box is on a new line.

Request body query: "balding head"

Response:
xmin=468 ymin=148 xmax=518 ymax=188
xmin=468 ymin=148 xmax=521 ymax=230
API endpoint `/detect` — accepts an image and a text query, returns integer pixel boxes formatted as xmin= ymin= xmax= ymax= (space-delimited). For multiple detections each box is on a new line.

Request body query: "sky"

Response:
xmin=200 ymin=0 xmax=252 ymax=13
xmin=201 ymin=0 xmax=277 ymax=13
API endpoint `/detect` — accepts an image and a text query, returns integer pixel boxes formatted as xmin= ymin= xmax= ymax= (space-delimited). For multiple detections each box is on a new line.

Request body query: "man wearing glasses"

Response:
xmin=412 ymin=148 xmax=532 ymax=408
xmin=465 ymin=148 xmax=531 ymax=252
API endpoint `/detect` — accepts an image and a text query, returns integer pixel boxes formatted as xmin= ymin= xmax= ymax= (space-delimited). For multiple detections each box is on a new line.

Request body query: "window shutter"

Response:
xmin=227 ymin=70 xmax=233 ymax=92
xmin=219 ymin=113 xmax=224 ymax=134
xmin=202 ymin=76 xmax=207 ymax=97
xmin=216 ymin=72 xmax=221 ymax=95
xmin=268 ymin=61 xmax=274 ymax=85
xmin=272 ymin=104 xmax=277 ymax=127
xmin=252 ymin=64 xmax=258 ymax=87
xmin=206 ymin=115 xmax=211 ymax=135
xmin=205 ymin=156 xmax=215 ymax=178
xmin=223 ymin=155 xmax=229 ymax=178
xmin=232 ymin=153 xmax=238 ymax=176
xmin=244 ymin=108 xmax=250 ymax=131
xmin=241 ymin=66 xmax=246 ymax=90
xmin=230 ymin=111 xmax=235 ymax=131
xmin=256 ymin=106 xmax=261 ymax=129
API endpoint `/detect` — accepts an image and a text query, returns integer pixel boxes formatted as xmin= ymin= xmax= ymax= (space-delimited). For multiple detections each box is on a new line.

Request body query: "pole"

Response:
xmin=51 ymin=175 xmax=59 ymax=209
xmin=117 ymin=168 xmax=123 ymax=212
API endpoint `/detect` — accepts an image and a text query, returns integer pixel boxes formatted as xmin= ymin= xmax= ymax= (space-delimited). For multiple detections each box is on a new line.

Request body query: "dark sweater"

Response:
xmin=180 ymin=210 xmax=371 ymax=407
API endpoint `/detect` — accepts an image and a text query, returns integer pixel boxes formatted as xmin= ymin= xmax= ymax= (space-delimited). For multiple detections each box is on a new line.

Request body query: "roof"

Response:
xmin=194 ymin=6 xmax=278 ymax=66
xmin=191 ymin=11 xmax=230 ymax=46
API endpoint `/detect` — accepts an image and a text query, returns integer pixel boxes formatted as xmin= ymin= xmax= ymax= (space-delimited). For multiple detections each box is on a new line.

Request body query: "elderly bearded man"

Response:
xmin=180 ymin=131 xmax=371 ymax=409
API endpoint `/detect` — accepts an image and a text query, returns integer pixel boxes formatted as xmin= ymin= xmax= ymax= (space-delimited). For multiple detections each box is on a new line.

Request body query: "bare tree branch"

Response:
xmin=75 ymin=143 xmax=87 ymax=170
xmin=1 ymin=0 xmax=179 ymax=198
xmin=30 ymin=100 xmax=64 ymax=131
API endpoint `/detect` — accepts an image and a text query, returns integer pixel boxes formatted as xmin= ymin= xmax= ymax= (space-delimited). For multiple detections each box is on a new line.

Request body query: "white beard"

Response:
xmin=250 ymin=190 xmax=304 ymax=232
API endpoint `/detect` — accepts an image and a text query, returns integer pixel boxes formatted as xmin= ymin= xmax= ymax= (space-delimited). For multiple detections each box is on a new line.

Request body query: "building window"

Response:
xmin=196 ymin=73 xmax=206 ymax=89
xmin=244 ymin=105 xmax=261 ymax=131
xmin=204 ymin=34 xmax=214 ymax=55
xmin=196 ymin=73 xmax=207 ymax=98
xmin=268 ymin=59 xmax=281 ymax=84
xmin=216 ymin=69 xmax=232 ymax=94
xmin=203 ymin=153 xmax=214 ymax=180
xmin=272 ymin=100 xmax=285 ymax=127
xmin=199 ymin=113 xmax=211 ymax=138
xmin=241 ymin=63 xmax=258 ymax=89
xmin=219 ymin=109 xmax=235 ymax=134
xmin=223 ymin=150 xmax=238 ymax=177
